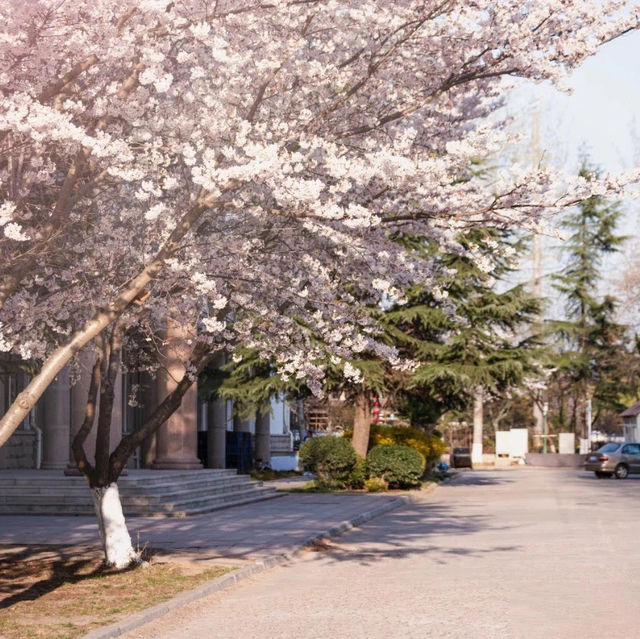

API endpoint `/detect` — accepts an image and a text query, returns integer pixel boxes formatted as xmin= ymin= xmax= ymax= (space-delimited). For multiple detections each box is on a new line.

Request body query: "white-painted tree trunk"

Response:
xmin=90 ymin=483 xmax=138 ymax=569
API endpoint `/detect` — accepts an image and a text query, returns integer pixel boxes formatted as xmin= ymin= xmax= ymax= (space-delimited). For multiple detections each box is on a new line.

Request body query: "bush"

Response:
xmin=367 ymin=444 xmax=425 ymax=488
xmin=299 ymin=436 xmax=357 ymax=486
xmin=364 ymin=477 xmax=388 ymax=492
xmin=346 ymin=453 xmax=368 ymax=489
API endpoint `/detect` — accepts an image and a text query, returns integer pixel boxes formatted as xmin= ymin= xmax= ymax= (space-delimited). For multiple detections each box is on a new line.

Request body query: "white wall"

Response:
xmin=269 ymin=396 xmax=290 ymax=435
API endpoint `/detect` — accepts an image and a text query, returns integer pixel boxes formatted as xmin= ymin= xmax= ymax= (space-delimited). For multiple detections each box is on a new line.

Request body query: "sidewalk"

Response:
xmin=0 ymin=482 xmax=427 ymax=565
xmin=0 ymin=481 xmax=437 ymax=639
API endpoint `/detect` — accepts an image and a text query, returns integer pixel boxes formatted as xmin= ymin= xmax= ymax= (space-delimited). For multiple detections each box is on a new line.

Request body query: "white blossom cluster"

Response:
xmin=0 ymin=0 xmax=638 ymax=393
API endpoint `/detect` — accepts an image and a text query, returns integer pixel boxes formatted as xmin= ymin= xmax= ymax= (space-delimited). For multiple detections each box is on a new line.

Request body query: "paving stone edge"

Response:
xmin=83 ymin=482 xmax=441 ymax=639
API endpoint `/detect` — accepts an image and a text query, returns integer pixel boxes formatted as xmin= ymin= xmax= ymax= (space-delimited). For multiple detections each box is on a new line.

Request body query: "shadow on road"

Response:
xmin=446 ymin=473 xmax=517 ymax=487
xmin=302 ymin=499 xmax=521 ymax=567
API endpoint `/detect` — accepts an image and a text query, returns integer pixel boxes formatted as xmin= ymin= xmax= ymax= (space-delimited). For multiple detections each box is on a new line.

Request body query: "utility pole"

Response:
xmin=530 ymin=111 xmax=546 ymax=452
xmin=586 ymin=387 xmax=593 ymax=452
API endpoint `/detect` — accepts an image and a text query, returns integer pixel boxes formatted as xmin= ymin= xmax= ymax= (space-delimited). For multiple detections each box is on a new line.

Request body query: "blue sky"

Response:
xmin=533 ymin=29 xmax=640 ymax=174
xmin=505 ymin=29 xmax=640 ymax=315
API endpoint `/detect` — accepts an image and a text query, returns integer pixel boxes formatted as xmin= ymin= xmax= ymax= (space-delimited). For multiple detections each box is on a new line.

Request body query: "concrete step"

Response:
xmin=123 ymin=487 xmax=282 ymax=517
xmin=0 ymin=472 xmax=246 ymax=488
xmin=0 ymin=476 xmax=253 ymax=498
xmin=0 ymin=469 xmax=238 ymax=488
xmin=0 ymin=479 xmax=262 ymax=505
xmin=119 ymin=476 xmax=252 ymax=495
xmin=155 ymin=489 xmax=284 ymax=517
xmin=0 ymin=469 xmax=279 ymax=516
xmin=0 ymin=488 xmax=284 ymax=517
xmin=0 ymin=477 xmax=250 ymax=497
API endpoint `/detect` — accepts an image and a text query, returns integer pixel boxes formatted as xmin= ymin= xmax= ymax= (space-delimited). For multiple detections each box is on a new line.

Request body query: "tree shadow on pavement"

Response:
xmin=301 ymin=500 xmax=522 ymax=567
xmin=448 ymin=473 xmax=517 ymax=487
xmin=0 ymin=545 xmax=105 ymax=610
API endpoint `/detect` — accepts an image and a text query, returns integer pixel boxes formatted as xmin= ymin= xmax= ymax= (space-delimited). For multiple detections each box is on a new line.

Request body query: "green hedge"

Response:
xmin=299 ymin=437 xmax=357 ymax=486
xmin=367 ymin=444 xmax=425 ymax=488
xmin=346 ymin=453 xmax=367 ymax=489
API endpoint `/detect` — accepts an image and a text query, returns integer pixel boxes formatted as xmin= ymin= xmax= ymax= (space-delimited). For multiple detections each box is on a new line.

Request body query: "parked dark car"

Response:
xmin=450 ymin=447 xmax=472 ymax=469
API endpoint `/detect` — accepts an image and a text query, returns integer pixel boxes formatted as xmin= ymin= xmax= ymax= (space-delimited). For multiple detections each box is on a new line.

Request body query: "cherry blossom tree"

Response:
xmin=1 ymin=0 xmax=639 ymax=567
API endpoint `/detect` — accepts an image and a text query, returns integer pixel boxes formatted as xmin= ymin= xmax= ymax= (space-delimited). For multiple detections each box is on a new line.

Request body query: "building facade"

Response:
xmin=0 ymin=358 xmax=298 ymax=473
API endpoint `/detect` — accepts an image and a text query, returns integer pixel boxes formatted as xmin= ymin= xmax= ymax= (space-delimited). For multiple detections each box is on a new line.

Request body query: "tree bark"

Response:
xmin=72 ymin=340 xmax=211 ymax=569
xmin=94 ymin=325 xmax=124 ymax=483
xmin=352 ymin=391 xmax=372 ymax=458
xmin=71 ymin=342 xmax=103 ymax=477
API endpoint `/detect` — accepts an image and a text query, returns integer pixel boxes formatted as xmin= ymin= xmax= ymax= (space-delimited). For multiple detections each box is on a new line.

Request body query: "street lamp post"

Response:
xmin=586 ymin=395 xmax=593 ymax=453
xmin=542 ymin=401 xmax=549 ymax=454
xmin=585 ymin=381 xmax=596 ymax=453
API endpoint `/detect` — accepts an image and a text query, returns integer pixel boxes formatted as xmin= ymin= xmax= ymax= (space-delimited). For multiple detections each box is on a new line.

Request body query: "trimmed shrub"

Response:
xmin=346 ymin=453 xmax=368 ymax=489
xmin=299 ymin=436 xmax=357 ymax=486
xmin=367 ymin=444 xmax=425 ymax=488
xmin=364 ymin=477 xmax=388 ymax=492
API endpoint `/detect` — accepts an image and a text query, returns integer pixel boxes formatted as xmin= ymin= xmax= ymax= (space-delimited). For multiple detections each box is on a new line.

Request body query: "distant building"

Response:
xmin=619 ymin=400 xmax=640 ymax=442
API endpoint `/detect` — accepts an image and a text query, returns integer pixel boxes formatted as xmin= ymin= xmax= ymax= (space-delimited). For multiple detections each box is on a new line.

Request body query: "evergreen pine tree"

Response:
xmin=384 ymin=227 xmax=542 ymax=429
xmin=549 ymin=161 xmax=630 ymax=436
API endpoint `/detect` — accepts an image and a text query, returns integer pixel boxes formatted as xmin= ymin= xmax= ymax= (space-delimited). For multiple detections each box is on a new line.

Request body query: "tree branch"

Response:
xmin=108 ymin=342 xmax=213 ymax=481
xmin=71 ymin=341 xmax=104 ymax=479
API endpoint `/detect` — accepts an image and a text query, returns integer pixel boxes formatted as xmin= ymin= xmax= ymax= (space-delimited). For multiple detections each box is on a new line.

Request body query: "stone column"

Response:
xmin=41 ymin=368 xmax=71 ymax=470
xmin=152 ymin=320 xmax=202 ymax=470
xmin=233 ymin=415 xmax=252 ymax=432
xmin=255 ymin=411 xmax=271 ymax=466
xmin=532 ymin=401 xmax=544 ymax=453
xmin=207 ymin=398 xmax=227 ymax=468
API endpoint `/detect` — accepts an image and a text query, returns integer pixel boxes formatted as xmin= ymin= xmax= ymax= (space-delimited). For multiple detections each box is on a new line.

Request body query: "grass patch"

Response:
xmin=249 ymin=469 xmax=301 ymax=481
xmin=277 ymin=470 xmax=452 ymax=493
xmin=0 ymin=546 xmax=234 ymax=639
xmin=278 ymin=480 xmax=330 ymax=493
xmin=282 ymin=479 xmax=433 ymax=494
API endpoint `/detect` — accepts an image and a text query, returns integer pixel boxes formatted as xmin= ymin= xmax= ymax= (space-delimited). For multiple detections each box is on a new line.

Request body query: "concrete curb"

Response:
xmin=83 ymin=483 xmax=439 ymax=639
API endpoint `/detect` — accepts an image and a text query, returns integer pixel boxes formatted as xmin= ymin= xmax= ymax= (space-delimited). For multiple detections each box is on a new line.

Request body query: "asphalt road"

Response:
xmin=123 ymin=469 xmax=640 ymax=639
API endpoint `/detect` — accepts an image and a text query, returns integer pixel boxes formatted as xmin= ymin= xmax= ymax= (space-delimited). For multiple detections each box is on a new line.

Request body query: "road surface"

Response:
xmin=123 ymin=469 xmax=640 ymax=639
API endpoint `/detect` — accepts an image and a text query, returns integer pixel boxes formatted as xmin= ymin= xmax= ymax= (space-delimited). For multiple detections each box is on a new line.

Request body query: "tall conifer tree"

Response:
xmin=549 ymin=161 xmax=630 ymax=435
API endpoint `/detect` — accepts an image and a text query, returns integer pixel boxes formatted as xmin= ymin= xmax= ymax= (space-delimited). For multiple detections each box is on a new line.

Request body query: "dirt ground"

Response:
xmin=0 ymin=544 xmax=233 ymax=639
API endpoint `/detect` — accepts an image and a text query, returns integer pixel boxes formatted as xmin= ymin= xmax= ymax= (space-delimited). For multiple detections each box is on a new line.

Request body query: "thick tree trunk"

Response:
xmin=352 ymin=391 xmax=372 ymax=458
xmin=90 ymin=483 xmax=138 ymax=569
